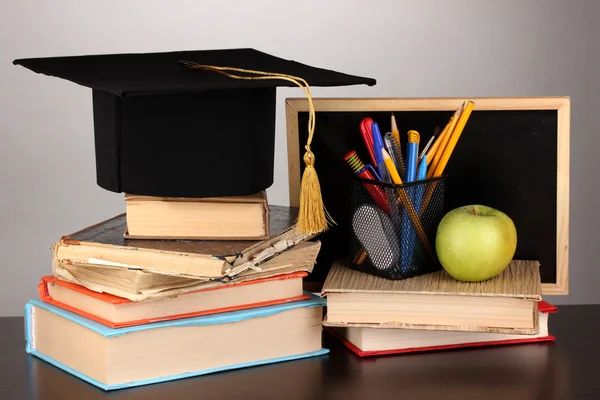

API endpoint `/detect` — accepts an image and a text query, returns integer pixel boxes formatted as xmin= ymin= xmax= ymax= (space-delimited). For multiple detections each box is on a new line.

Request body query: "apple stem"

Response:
xmin=472 ymin=207 xmax=477 ymax=216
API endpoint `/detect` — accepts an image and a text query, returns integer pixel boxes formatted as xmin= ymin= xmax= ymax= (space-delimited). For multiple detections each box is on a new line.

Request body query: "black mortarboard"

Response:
xmin=13 ymin=49 xmax=376 ymax=202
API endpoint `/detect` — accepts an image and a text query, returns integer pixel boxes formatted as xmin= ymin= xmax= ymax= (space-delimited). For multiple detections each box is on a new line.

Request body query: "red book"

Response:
xmin=326 ymin=301 xmax=557 ymax=357
xmin=39 ymin=272 xmax=309 ymax=328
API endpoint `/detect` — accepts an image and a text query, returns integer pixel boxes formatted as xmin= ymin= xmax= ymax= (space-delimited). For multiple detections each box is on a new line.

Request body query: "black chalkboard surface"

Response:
xmin=286 ymin=98 xmax=569 ymax=294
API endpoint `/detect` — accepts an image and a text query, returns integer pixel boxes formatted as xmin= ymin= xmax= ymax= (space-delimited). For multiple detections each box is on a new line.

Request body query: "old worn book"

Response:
xmin=322 ymin=260 xmax=543 ymax=335
xmin=25 ymin=295 xmax=328 ymax=391
xmin=326 ymin=301 xmax=557 ymax=357
xmin=125 ymin=191 xmax=270 ymax=240
xmin=52 ymin=241 xmax=321 ymax=301
xmin=54 ymin=206 xmax=315 ymax=280
xmin=39 ymin=272 xmax=309 ymax=328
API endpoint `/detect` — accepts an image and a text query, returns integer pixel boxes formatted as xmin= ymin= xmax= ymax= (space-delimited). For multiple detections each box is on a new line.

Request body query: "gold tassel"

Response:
xmin=181 ymin=62 xmax=333 ymax=235
xmin=297 ymin=148 xmax=333 ymax=234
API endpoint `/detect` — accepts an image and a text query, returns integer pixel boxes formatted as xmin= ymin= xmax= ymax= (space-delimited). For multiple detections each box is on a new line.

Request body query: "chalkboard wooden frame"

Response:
xmin=286 ymin=97 xmax=570 ymax=295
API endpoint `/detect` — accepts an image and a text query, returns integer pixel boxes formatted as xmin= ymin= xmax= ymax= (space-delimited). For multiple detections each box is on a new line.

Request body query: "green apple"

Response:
xmin=435 ymin=205 xmax=517 ymax=282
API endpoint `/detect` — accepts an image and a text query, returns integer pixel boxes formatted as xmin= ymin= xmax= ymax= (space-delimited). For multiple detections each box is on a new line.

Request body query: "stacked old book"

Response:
xmin=15 ymin=48 xmax=378 ymax=392
xmin=321 ymin=260 xmax=557 ymax=357
xmin=26 ymin=195 xmax=327 ymax=390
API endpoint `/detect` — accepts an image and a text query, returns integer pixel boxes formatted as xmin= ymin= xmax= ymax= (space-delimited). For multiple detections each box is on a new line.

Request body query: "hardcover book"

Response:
xmin=53 ymin=240 xmax=321 ymax=301
xmin=125 ymin=191 xmax=270 ymax=240
xmin=327 ymin=301 xmax=557 ymax=357
xmin=322 ymin=260 xmax=543 ymax=334
xmin=25 ymin=295 xmax=328 ymax=391
xmin=39 ymin=272 xmax=309 ymax=328
xmin=54 ymin=206 xmax=317 ymax=280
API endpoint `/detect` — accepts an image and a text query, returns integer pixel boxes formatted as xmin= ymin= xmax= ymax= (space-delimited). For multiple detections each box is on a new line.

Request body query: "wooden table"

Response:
xmin=0 ymin=305 xmax=596 ymax=399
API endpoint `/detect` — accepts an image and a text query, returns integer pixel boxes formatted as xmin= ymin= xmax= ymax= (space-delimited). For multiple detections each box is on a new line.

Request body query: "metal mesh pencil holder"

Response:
xmin=350 ymin=176 xmax=446 ymax=280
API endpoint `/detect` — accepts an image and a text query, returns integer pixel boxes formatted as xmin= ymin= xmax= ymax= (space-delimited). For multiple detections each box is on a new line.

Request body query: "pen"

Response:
xmin=419 ymin=135 xmax=436 ymax=162
xmin=360 ymin=118 xmax=377 ymax=167
xmin=405 ymin=130 xmax=420 ymax=182
xmin=416 ymin=156 xmax=428 ymax=213
xmin=371 ymin=122 xmax=390 ymax=183
xmin=384 ymin=132 xmax=405 ymax=178
xmin=344 ymin=151 xmax=390 ymax=213
xmin=383 ymin=132 xmax=399 ymax=168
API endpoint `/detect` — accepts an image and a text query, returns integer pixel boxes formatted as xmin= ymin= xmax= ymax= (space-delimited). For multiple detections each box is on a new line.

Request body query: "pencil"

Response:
xmin=425 ymin=122 xmax=451 ymax=166
xmin=382 ymin=148 xmax=402 ymax=185
xmin=391 ymin=114 xmax=401 ymax=149
xmin=420 ymin=101 xmax=475 ymax=212
xmin=432 ymin=100 xmax=475 ymax=177
xmin=427 ymin=104 xmax=464 ymax=179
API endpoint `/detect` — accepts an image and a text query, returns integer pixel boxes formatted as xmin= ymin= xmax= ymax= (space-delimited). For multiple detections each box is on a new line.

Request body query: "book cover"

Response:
xmin=38 ymin=272 xmax=311 ymax=328
xmin=25 ymin=294 xmax=328 ymax=391
xmin=322 ymin=260 xmax=542 ymax=300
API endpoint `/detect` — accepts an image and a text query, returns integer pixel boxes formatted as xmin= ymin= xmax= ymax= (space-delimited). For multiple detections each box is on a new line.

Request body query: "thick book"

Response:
xmin=327 ymin=301 xmax=557 ymax=357
xmin=54 ymin=206 xmax=317 ymax=280
xmin=53 ymin=240 xmax=321 ymax=301
xmin=322 ymin=260 xmax=543 ymax=335
xmin=39 ymin=272 xmax=309 ymax=328
xmin=25 ymin=295 xmax=328 ymax=391
xmin=125 ymin=191 xmax=270 ymax=240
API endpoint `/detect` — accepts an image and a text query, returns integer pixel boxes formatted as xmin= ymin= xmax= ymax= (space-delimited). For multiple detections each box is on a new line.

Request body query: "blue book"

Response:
xmin=25 ymin=294 xmax=328 ymax=391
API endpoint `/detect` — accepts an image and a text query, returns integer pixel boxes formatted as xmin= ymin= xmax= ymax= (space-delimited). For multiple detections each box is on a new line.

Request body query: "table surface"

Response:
xmin=0 ymin=305 xmax=597 ymax=400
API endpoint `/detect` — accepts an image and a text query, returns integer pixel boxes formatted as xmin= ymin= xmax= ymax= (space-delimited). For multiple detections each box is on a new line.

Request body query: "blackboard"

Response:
xmin=286 ymin=98 xmax=569 ymax=294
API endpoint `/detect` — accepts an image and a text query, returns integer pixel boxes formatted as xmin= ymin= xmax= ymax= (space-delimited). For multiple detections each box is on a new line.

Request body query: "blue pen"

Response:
xmin=403 ymin=156 xmax=430 ymax=267
xmin=371 ymin=123 xmax=390 ymax=183
xmin=416 ymin=156 xmax=428 ymax=211
xmin=405 ymin=130 xmax=420 ymax=182
xmin=399 ymin=130 xmax=421 ymax=272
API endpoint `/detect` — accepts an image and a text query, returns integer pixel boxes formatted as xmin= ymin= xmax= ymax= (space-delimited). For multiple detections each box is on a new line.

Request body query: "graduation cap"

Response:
xmin=14 ymin=48 xmax=376 ymax=233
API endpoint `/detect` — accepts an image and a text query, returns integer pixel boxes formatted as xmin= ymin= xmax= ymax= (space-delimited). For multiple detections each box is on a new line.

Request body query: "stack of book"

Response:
xmin=321 ymin=260 xmax=557 ymax=357
xmin=25 ymin=195 xmax=328 ymax=390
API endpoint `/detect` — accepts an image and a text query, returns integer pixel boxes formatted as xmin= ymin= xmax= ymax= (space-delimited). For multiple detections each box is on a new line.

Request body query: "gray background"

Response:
xmin=1 ymin=0 xmax=598 ymax=316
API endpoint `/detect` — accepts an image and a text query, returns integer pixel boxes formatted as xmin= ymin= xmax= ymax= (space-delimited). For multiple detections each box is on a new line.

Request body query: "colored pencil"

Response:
xmin=432 ymin=101 xmax=475 ymax=177
xmin=427 ymin=104 xmax=464 ymax=179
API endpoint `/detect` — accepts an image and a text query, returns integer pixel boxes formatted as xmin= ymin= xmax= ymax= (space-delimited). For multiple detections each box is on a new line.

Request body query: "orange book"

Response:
xmin=39 ymin=272 xmax=309 ymax=328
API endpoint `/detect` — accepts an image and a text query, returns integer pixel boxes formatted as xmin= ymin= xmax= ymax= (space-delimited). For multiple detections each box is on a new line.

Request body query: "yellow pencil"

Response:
xmin=427 ymin=104 xmax=464 ymax=179
xmin=425 ymin=117 xmax=452 ymax=167
xmin=432 ymin=100 xmax=475 ymax=177
xmin=391 ymin=114 xmax=401 ymax=149
xmin=382 ymin=148 xmax=402 ymax=184
xmin=382 ymin=149 xmax=437 ymax=261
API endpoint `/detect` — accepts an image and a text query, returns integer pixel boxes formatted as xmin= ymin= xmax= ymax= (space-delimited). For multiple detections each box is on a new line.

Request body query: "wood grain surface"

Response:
xmin=0 ymin=305 xmax=596 ymax=399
